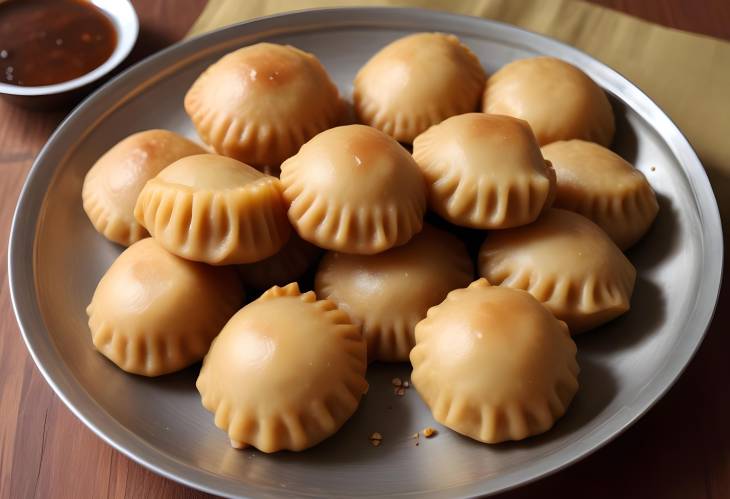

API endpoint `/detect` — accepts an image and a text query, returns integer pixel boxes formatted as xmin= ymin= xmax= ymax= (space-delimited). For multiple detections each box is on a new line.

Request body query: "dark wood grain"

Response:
xmin=0 ymin=1 xmax=728 ymax=498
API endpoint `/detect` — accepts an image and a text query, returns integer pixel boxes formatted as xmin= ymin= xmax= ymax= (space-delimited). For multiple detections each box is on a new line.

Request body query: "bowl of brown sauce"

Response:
xmin=0 ymin=0 xmax=138 ymax=109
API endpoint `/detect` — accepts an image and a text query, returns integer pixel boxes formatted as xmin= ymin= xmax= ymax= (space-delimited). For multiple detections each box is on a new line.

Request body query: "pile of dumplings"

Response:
xmin=82 ymin=32 xmax=658 ymax=452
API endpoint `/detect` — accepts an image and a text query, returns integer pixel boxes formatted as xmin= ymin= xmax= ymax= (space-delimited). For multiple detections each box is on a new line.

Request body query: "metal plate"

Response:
xmin=8 ymin=7 xmax=723 ymax=498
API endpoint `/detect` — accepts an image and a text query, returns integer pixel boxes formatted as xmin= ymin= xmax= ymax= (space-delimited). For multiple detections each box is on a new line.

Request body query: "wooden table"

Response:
xmin=1 ymin=1 xmax=728 ymax=498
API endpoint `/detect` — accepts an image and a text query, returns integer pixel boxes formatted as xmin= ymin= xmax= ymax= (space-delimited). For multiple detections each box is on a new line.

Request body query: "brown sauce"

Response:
xmin=0 ymin=0 xmax=117 ymax=87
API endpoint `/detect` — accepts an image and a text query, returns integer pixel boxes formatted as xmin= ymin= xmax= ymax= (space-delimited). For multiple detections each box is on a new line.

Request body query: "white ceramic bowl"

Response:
xmin=0 ymin=0 xmax=138 ymax=109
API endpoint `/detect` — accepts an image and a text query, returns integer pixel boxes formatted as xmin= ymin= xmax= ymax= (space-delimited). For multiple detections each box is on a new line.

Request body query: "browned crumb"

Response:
xmin=369 ymin=432 xmax=383 ymax=447
xmin=650 ymin=166 xmax=656 ymax=171
xmin=423 ymin=427 xmax=437 ymax=438
xmin=394 ymin=386 xmax=406 ymax=396
xmin=391 ymin=377 xmax=402 ymax=387
xmin=230 ymin=438 xmax=248 ymax=449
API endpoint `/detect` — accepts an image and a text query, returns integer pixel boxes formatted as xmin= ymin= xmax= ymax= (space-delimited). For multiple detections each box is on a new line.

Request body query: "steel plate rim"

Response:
xmin=8 ymin=7 xmax=724 ymax=498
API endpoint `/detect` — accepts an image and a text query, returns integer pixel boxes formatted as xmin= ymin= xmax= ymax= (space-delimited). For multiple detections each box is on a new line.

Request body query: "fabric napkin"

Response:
xmin=188 ymin=0 xmax=730 ymax=224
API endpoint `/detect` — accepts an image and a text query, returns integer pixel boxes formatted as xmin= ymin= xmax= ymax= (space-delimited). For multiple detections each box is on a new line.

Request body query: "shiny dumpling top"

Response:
xmin=185 ymin=43 xmax=343 ymax=169
xmin=354 ymin=32 xmax=486 ymax=143
xmin=483 ymin=56 xmax=615 ymax=147
xmin=413 ymin=113 xmax=556 ymax=229
xmin=280 ymin=124 xmax=427 ymax=254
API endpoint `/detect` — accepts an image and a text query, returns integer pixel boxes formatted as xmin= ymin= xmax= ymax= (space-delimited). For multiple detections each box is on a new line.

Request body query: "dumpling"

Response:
xmin=280 ymin=125 xmax=427 ymax=254
xmin=412 ymin=113 xmax=556 ymax=229
xmin=478 ymin=208 xmax=636 ymax=333
xmin=82 ymin=129 xmax=206 ymax=246
xmin=353 ymin=32 xmax=486 ymax=143
xmin=87 ymin=238 xmax=244 ymax=376
xmin=315 ymin=224 xmax=473 ymax=363
xmin=237 ymin=231 xmax=322 ymax=290
xmin=483 ymin=57 xmax=615 ymax=147
xmin=196 ymin=283 xmax=368 ymax=452
xmin=541 ymin=140 xmax=659 ymax=249
xmin=410 ymin=278 xmax=579 ymax=443
xmin=134 ymin=154 xmax=291 ymax=265
xmin=185 ymin=43 xmax=343 ymax=169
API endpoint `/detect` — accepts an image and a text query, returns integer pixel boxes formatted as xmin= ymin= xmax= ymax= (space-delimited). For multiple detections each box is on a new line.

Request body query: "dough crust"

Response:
xmin=280 ymin=125 xmax=426 ymax=254
xmin=410 ymin=278 xmax=579 ymax=443
xmin=483 ymin=57 xmax=615 ymax=146
xmin=185 ymin=43 xmax=343 ymax=169
xmin=196 ymin=283 xmax=368 ymax=452
xmin=354 ymin=33 xmax=486 ymax=143
xmin=541 ymin=140 xmax=658 ymax=249
xmin=87 ymin=238 xmax=244 ymax=376
xmin=413 ymin=113 xmax=555 ymax=229
xmin=478 ymin=208 xmax=636 ymax=333
xmin=135 ymin=154 xmax=291 ymax=265
xmin=238 ymin=232 xmax=321 ymax=289
xmin=82 ymin=130 xmax=205 ymax=246
xmin=315 ymin=224 xmax=473 ymax=362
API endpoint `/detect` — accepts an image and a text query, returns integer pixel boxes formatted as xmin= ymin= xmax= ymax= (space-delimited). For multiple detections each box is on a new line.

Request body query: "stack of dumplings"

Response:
xmin=82 ymin=129 xmax=206 ymax=246
xmin=81 ymin=32 xmax=659 ymax=452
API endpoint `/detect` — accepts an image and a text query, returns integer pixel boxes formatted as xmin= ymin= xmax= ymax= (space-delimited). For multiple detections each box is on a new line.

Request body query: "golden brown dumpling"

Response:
xmin=410 ymin=278 xmax=579 ymax=443
xmin=478 ymin=208 xmax=636 ymax=333
xmin=354 ymin=33 xmax=486 ymax=143
xmin=280 ymin=125 xmax=427 ymax=254
xmin=315 ymin=224 xmax=473 ymax=363
xmin=82 ymin=130 xmax=206 ymax=246
xmin=196 ymin=283 xmax=368 ymax=452
xmin=237 ymin=231 xmax=322 ymax=290
xmin=541 ymin=140 xmax=659 ymax=249
xmin=87 ymin=238 xmax=244 ymax=376
xmin=413 ymin=113 xmax=555 ymax=229
xmin=135 ymin=154 xmax=290 ymax=265
xmin=483 ymin=57 xmax=615 ymax=146
xmin=185 ymin=43 xmax=343 ymax=169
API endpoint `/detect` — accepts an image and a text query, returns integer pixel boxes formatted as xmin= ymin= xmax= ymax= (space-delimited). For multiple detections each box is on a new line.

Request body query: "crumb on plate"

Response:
xmin=369 ymin=432 xmax=383 ymax=447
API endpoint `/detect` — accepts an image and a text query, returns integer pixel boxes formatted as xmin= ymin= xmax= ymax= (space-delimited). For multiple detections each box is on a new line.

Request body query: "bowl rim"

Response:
xmin=0 ymin=0 xmax=139 ymax=96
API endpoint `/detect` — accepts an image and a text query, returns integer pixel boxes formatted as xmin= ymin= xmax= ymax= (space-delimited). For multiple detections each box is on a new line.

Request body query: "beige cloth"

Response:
xmin=188 ymin=0 xmax=730 ymax=223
